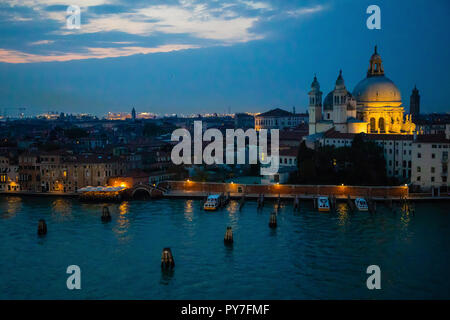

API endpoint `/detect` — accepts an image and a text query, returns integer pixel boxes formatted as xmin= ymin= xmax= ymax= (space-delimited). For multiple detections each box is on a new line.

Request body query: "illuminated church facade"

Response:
xmin=308 ymin=46 xmax=415 ymax=135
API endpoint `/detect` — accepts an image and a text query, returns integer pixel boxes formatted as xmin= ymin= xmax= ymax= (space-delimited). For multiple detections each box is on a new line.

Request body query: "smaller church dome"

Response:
xmin=323 ymin=91 xmax=333 ymax=111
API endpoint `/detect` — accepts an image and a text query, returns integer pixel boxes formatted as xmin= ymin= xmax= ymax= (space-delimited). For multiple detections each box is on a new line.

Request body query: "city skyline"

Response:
xmin=0 ymin=0 xmax=449 ymax=116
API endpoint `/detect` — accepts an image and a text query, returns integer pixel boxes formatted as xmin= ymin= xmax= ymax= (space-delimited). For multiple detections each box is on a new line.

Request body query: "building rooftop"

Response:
xmin=257 ymin=108 xmax=307 ymax=118
xmin=414 ymin=133 xmax=450 ymax=143
xmin=323 ymin=129 xmax=414 ymax=141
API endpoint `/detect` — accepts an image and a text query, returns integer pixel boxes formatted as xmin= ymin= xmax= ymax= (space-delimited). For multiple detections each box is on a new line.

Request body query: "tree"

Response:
xmin=294 ymin=135 xmax=390 ymax=186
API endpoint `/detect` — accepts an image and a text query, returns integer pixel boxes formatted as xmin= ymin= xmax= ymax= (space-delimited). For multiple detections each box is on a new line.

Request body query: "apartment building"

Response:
xmin=411 ymin=134 xmax=450 ymax=191
xmin=319 ymin=129 xmax=413 ymax=181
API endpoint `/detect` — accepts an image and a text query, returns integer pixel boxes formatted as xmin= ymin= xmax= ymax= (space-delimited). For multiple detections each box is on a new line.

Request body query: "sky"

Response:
xmin=0 ymin=0 xmax=449 ymax=117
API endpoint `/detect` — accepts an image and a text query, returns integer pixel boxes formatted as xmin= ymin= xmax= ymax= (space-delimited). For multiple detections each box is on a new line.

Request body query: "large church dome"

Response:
xmin=353 ymin=75 xmax=402 ymax=107
xmin=352 ymin=46 xmax=402 ymax=108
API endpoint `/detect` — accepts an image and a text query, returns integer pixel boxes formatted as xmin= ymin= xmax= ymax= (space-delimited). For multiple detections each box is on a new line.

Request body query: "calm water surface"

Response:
xmin=0 ymin=196 xmax=449 ymax=299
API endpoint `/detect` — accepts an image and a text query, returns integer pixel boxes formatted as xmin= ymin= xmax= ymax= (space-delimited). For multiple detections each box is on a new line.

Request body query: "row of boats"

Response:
xmin=203 ymin=194 xmax=369 ymax=212
xmin=317 ymin=196 xmax=368 ymax=212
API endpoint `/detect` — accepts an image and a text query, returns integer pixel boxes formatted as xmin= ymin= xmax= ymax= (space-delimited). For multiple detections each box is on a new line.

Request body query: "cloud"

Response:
xmin=240 ymin=1 xmax=272 ymax=11
xmin=285 ymin=5 xmax=325 ymax=17
xmin=0 ymin=0 xmax=327 ymax=63
xmin=0 ymin=44 xmax=197 ymax=63
xmin=58 ymin=4 xmax=262 ymax=43
xmin=7 ymin=0 xmax=113 ymax=7
xmin=29 ymin=40 xmax=55 ymax=45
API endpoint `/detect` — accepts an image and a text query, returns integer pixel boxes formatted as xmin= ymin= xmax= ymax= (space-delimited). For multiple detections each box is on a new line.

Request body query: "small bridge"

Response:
xmin=129 ymin=183 xmax=167 ymax=199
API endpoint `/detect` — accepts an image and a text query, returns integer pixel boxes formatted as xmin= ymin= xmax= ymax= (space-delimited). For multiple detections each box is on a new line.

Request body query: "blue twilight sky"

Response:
xmin=0 ymin=0 xmax=449 ymax=117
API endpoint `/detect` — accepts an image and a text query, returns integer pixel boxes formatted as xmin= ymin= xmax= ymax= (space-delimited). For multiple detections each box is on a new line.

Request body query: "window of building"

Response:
xmin=417 ymin=176 xmax=421 ymax=181
xmin=417 ymin=153 xmax=421 ymax=158
xmin=431 ymin=177 xmax=435 ymax=182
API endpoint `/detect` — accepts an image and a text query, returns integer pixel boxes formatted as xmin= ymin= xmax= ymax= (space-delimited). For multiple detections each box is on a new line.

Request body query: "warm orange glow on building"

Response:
xmin=109 ymin=178 xmax=132 ymax=189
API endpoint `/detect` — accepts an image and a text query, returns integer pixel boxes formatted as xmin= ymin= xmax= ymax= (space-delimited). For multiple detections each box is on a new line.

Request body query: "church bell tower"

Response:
xmin=308 ymin=75 xmax=322 ymax=135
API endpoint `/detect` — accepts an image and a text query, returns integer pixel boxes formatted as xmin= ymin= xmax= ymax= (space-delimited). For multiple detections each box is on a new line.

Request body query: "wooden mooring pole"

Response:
xmin=224 ymin=226 xmax=233 ymax=245
xmin=37 ymin=219 xmax=47 ymax=236
xmin=347 ymin=195 xmax=355 ymax=212
xmin=293 ymin=195 xmax=300 ymax=211
xmin=257 ymin=194 xmax=265 ymax=209
xmin=269 ymin=212 xmax=277 ymax=228
xmin=161 ymin=247 xmax=175 ymax=269
xmin=239 ymin=194 xmax=245 ymax=210
xmin=101 ymin=206 xmax=111 ymax=222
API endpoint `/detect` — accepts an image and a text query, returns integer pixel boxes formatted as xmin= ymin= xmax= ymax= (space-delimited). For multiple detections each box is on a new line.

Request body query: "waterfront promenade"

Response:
xmin=1 ymin=181 xmax=449 ymax=201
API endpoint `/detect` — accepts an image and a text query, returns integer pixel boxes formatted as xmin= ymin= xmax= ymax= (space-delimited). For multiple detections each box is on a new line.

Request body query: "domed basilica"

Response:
xmin=308 ymin=46 xmax=415 ymax=135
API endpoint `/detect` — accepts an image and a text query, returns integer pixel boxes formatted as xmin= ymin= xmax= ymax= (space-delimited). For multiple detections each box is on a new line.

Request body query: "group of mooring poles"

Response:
xmin=258 ymin=193 xmax=301 ymax=213
xmin=37 ymin=205 xmax=112 ymax=236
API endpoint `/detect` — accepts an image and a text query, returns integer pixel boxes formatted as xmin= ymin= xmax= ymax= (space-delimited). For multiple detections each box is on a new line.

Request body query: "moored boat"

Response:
xmin=204 ymin=194 xmax=221 ymax=211
xmin=355 ymin=198 xmax=369 ymax=211
xmin=317 ymin=196 xmax=330 ymax=212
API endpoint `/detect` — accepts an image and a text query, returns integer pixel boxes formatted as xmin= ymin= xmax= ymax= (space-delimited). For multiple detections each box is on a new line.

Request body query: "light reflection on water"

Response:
xmin=336 ymin=203 xmax=350 ymax=227
xmin=1 ymin=196 xmax=22 ymax=219
xmin=0 ymin=196 xmax=449 ymax=299
xmin=113 ymin=202 xmax=131 ymax=242
xmin=51 ymin=198 xmax=73 ymax=221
